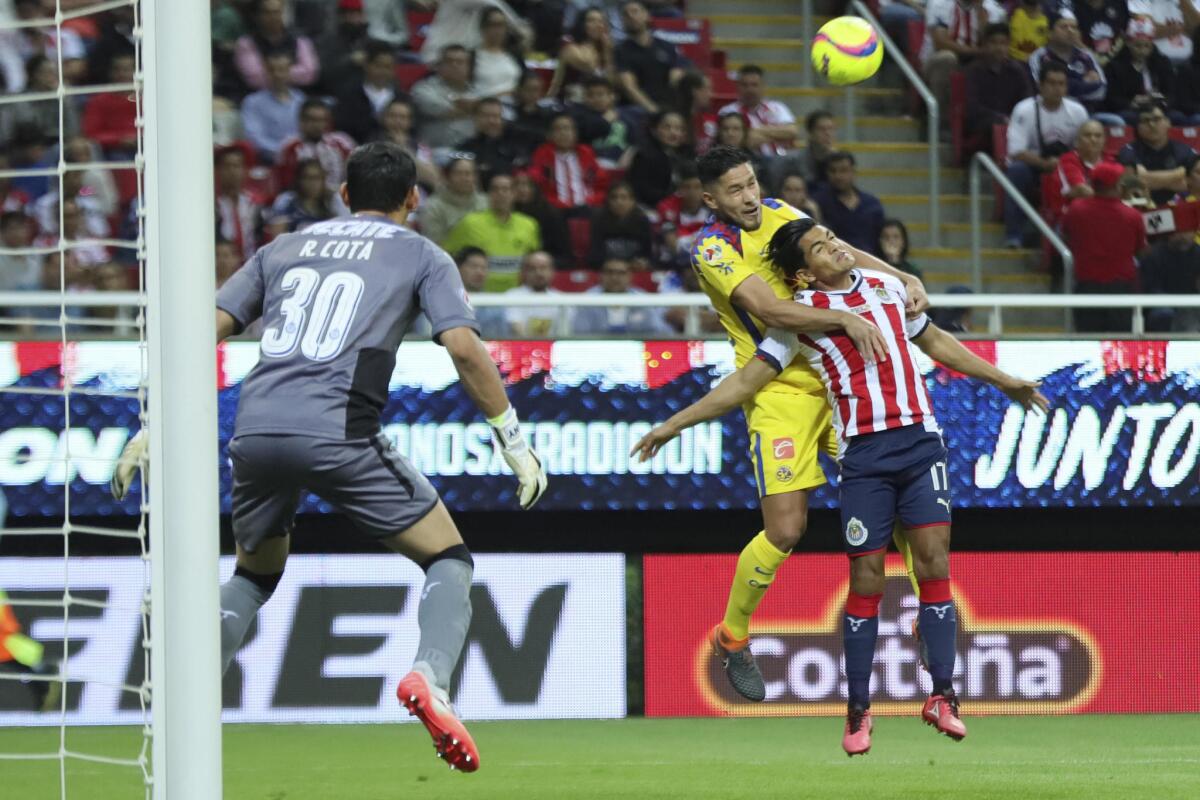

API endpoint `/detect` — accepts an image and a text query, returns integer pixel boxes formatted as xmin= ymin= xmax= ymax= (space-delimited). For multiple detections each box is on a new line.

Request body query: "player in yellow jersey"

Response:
xmin=690 ymin=146 xmax=929 ymax=701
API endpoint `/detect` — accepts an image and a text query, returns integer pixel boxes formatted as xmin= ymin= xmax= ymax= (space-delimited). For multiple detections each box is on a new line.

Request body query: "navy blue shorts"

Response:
xmin=838 ymin=424 xmax=951 ymax=557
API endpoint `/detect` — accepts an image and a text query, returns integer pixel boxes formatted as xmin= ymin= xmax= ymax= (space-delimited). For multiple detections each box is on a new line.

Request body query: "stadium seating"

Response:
xmin=568 ymin=217 xmax=592 ymax=268
xmin=650 ymin=18 xmax=714 ymax=68
xmin=405 ymin=10 xmax=434 ymax=52
xmin=552 ymin=269 xmax=601 ymax=292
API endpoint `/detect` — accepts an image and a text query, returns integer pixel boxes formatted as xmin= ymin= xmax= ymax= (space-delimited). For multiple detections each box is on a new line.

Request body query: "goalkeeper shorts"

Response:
xmin=228 ymin=433 xmax=439 ymax=552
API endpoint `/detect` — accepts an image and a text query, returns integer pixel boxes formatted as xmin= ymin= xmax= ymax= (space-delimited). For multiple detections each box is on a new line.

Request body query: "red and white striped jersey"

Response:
xmin=756 ymin=269 xmax=937 ymax=451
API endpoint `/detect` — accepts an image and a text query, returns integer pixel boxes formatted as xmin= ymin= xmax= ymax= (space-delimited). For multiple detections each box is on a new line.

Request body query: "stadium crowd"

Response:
xmin=0 ymin=0 xmax=1197 ymax=333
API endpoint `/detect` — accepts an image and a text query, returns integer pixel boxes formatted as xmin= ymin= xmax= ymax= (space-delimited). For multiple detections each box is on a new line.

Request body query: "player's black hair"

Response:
xmin=1038 ymin=61 xmax=1070 ymax=85
xmin=805 ymin=109 xmax=834 ymax=133
xmin=737 ymin=64 xmax=765 ymax=79
xmin=767 ymin=217 xmax=819 ymax=283
xmin=474 ymin=95 xmax=504 ymax=111
xmin=825 ymin=150 xmax=856 ymax=169
xmin=697 ymin=144 xmax=753 ymax=187
xmin=454 ymin=246 xmax=488 ymax=266
xmin=344 ymin=141 xmax=417 ymax=213
xmin=982 ymin=22 xmax=1010 ymax=41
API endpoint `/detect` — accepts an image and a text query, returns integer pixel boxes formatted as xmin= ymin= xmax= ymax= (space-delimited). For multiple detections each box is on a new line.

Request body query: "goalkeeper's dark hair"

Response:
xmin=344 ymin=141 xmax=417 ymax=213
xmin=767 ymin=217 xmax=819 ymax=283
xmin=697 ymin=145 xmax=753 ymax=187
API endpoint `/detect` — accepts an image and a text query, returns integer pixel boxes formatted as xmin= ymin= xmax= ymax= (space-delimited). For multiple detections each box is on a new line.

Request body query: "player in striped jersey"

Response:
xmin=690 ymin=146 xmax=929 ymax=704
xmin=633 ymin=219 xmax=1048 ymax=755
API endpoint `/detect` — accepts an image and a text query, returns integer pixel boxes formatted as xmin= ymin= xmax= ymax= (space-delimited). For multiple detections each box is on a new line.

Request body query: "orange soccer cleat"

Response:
xmin=922 ymin=690 xmax=967 ymax=741
xmin=398 ymin=670 xmax=480 ymax=772
xmin=842 ymin=704 xmax=873 ymax=757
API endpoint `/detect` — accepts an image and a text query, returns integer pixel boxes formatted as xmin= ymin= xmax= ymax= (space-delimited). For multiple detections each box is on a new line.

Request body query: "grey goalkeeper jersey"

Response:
xmin=217 ymin=215 xmax=478 ymax=440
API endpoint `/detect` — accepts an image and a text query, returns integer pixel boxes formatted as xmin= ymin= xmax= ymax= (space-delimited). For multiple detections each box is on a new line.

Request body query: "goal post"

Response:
xmin=141 ymin=0 xmax=224 ymax=796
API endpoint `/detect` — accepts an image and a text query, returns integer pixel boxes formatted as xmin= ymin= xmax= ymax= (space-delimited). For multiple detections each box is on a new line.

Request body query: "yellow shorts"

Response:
xmin=744 ymin=390 xmax=838 ymax=496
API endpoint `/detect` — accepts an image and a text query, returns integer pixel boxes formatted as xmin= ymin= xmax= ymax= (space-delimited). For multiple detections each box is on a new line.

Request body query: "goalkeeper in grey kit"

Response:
xmin=112 ymin=142 xmax=546 ymax=772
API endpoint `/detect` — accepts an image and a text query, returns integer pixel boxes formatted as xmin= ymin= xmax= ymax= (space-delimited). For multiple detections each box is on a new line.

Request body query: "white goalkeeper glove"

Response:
xmin=110 ymin=429 xmax=148 ymax=501
xmin=488 ymin=407 xmax=547 ymax=510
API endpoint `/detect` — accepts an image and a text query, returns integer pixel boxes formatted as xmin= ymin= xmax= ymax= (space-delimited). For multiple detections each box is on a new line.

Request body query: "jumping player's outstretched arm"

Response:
xmin=441 ymin=326 xmax=548 ymax=509
xmin=913 ymin=324 xmax=1050 ymax=413
xmin=631 ymin=358 xmax=778 ymax=462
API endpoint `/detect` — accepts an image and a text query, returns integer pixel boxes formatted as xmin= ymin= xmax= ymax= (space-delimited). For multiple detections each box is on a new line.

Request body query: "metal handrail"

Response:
xmin=1 ymin=290 xmax=1195 ymax=310
xmin=970 ymin=152 xmax=1074 ymax=295
xmin=3 ymin=291 xmax=1199 ymax=336
xmin=848 ymin=1 xmax=940 ymax=246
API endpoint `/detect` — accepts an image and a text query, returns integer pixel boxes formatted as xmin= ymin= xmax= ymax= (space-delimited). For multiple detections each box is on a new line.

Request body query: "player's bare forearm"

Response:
xmin=683 ymin=359 xmax=775 ymax=424
xmin=216 ymin=309 xmax=238 ymax=343
xmin=733 ymin=275 xmax=852 ymax=333
xmin=915 ymin=324 xmax=1049 ymax=412
xmin=441 ymin=326 xmax=511 ymax=419
xmin=732 ymin=276 xmax=889 ymax=363
xmin=631 ymin=359 xmax=775 ymax=461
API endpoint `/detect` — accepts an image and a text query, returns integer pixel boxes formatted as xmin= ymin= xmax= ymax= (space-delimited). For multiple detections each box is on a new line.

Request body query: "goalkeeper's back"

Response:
xmin=215 ymin=215 xmax=477 ymax=441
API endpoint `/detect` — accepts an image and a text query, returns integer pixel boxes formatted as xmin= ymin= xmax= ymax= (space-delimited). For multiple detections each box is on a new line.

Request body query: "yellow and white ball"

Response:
xmin=811 ymin=16 xmax=884 ymax=86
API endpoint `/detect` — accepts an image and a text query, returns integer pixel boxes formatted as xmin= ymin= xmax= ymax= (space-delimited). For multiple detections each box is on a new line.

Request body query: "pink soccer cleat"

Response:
xmin=398 ymin=670 xmax=480 ymax=772
xmin=842 ymin=705 xmax=873 ymax=757
xmin=922 ymin=691 xmax=967 ymax=741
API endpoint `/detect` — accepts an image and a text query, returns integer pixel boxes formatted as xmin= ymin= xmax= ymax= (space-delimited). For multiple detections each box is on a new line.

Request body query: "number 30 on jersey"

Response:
xmin=261 ymin=267 xmax=365 ymax=361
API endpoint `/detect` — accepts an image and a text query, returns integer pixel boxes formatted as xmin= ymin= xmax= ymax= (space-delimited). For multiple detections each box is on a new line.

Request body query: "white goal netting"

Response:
xmin=0 ymin=0 xmax=152 ymax=796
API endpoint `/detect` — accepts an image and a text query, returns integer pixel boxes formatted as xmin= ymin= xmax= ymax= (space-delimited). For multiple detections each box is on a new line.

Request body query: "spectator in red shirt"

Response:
xmin=1062 ymin=161 xmax=1148 ymax=331
xmin=1045 ymin=119 xmax=1110 ymax=226
xmin=83 ymin=52 xmax=137 ymax=158
xmin=529 ymin=112 xmax=609 ymax=214
xmin=276 ymin=99 xmax=356 ymax=194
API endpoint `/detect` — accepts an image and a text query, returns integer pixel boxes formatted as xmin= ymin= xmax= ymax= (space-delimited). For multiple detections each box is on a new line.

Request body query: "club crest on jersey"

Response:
xmin=845 ymin=517 xmax=869 ymax=547
xmin=701 ymin=242 xmax=724 ymax=264
xmin=775 ymin=466 xmax=794 ymax=483
xmin=772 ymin=437 xmax=794 ymax=460
xmin=875 ymin=286 xmax=891 ymax=301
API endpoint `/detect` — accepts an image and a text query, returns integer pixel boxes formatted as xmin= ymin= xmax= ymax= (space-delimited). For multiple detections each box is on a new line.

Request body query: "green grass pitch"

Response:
xmin=1 ymin=715 xmax=1197 ymax=799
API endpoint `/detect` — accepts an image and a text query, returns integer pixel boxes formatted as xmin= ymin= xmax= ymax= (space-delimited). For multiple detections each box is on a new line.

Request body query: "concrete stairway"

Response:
xmin=688 ymin=0 xmax=1060 ymax=332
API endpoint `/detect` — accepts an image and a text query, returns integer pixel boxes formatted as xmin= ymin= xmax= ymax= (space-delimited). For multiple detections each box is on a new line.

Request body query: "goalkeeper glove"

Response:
xmin=488 ymin=407 xmax=547 ymax=510
xmin=111 ymin=429 xmax=148 ymax=501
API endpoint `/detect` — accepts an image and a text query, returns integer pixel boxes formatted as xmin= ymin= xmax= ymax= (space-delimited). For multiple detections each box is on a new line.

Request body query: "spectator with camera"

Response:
xmin=1117 ymin=97 xmax=1199 ymax=205
xmin=1004 ymin=62 xmax=1088 ymax=247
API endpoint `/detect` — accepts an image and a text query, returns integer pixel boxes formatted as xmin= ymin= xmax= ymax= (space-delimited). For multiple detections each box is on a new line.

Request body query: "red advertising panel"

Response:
xmin=644 ymin=552 xmax=1200 ymax=716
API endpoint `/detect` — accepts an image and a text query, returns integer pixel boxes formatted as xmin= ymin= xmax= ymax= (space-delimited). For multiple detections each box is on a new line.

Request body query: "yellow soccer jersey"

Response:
xmin=691 ymin=198 xmax=824 ymax=396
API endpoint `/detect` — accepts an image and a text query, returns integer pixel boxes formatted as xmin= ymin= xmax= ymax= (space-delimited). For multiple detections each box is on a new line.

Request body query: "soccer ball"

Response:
xmin=811 ymin=16 xmax=884 ymax=86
